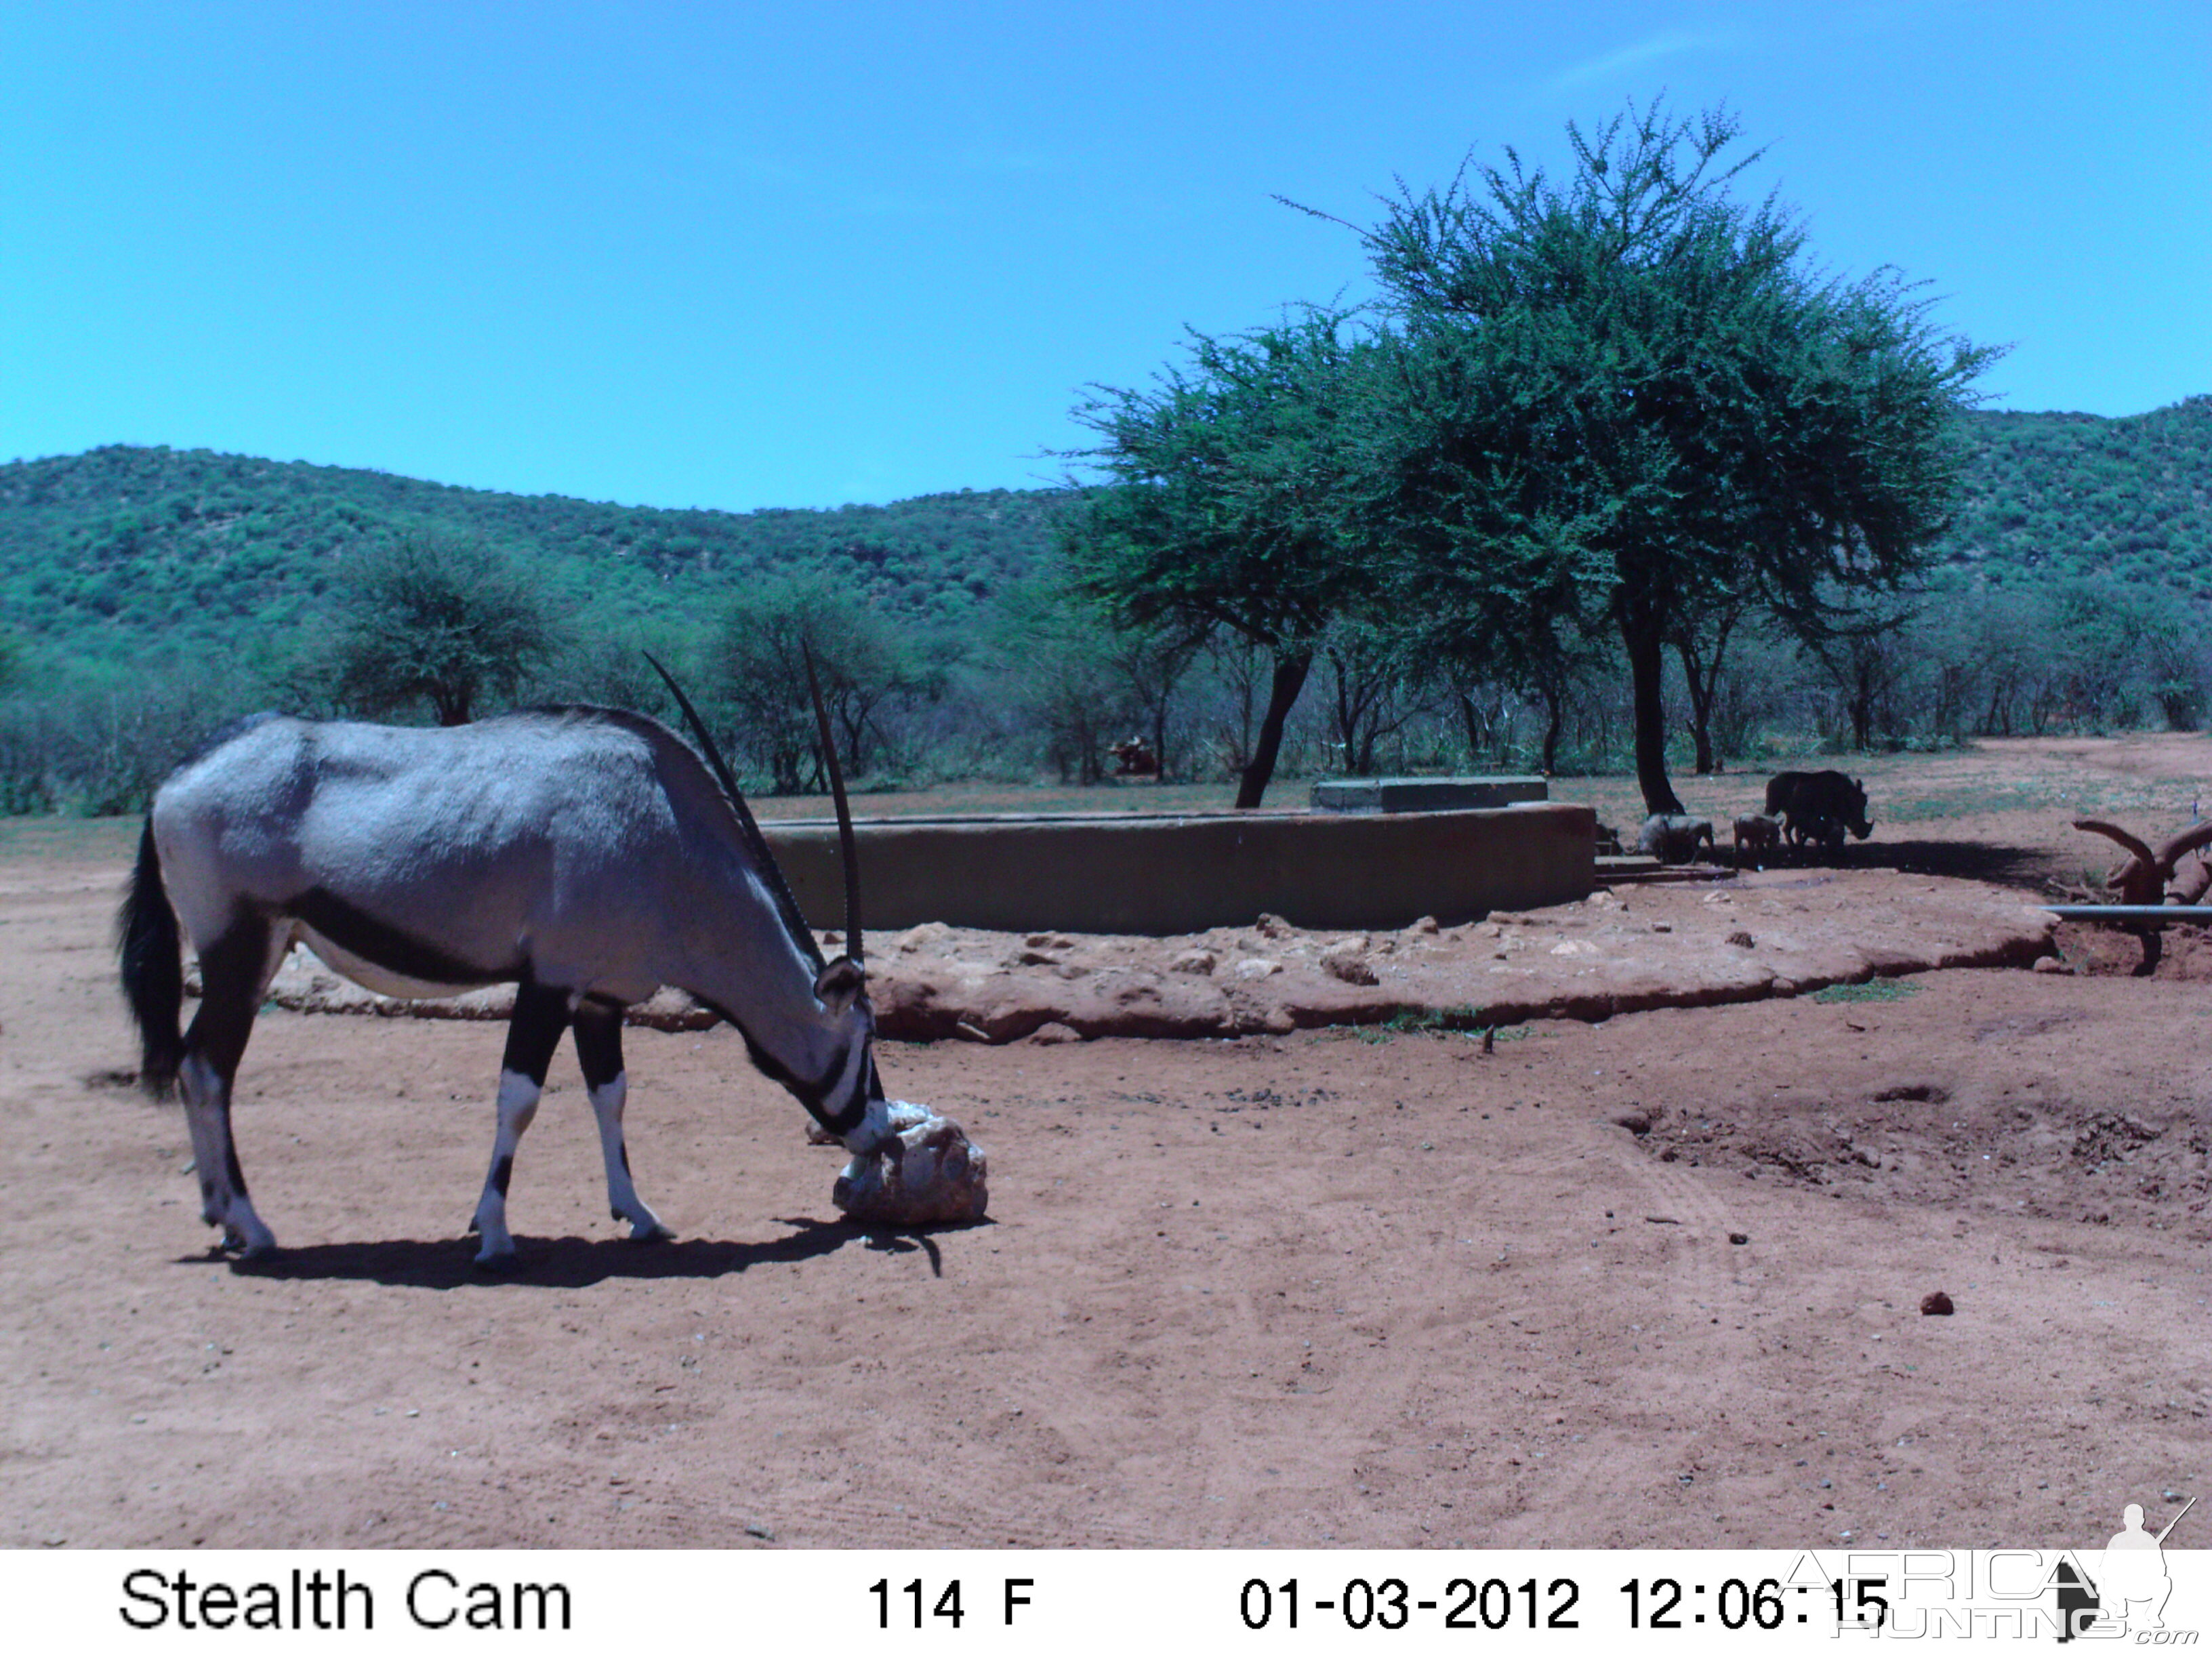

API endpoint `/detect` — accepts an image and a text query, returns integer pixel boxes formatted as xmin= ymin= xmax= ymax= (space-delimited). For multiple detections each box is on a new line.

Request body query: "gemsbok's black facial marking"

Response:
xmin=705 ymin=999 xmax=867 ymax=1135
xmin=290 ymin=886 xmax=519 ymax=989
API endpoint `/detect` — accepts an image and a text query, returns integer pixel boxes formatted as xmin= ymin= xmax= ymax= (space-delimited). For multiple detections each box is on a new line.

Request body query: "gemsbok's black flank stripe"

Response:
xmin=289 ymin=886 xmax=518 ymax=989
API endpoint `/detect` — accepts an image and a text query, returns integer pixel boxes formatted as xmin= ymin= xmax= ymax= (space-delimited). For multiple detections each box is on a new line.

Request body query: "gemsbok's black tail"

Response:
xmin=117 ymin=819 xmax=184 ymax=1099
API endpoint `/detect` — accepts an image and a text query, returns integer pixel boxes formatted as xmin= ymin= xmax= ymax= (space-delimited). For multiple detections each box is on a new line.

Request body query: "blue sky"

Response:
xmin=3 ymin=1 xmax=2205 ymax=512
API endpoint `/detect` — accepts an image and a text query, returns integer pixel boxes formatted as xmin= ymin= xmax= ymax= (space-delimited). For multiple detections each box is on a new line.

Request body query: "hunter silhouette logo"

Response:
xmin=2061 ymin=1494 xmax=2196 ymax=1641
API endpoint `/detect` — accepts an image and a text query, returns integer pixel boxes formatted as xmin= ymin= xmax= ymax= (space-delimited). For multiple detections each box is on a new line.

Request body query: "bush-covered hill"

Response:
xmin=1 ymin=395 xmax=2207 ymax=668
xmin=1938 ymin=395 xmax=2212 ymax=590
xmin=0 ymin=445 xmax=1068 ymax=665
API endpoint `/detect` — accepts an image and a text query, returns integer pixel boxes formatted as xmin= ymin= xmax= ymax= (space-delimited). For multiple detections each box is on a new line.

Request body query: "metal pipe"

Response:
xmin=2040 ymin=905 xmax=2212 ymax=922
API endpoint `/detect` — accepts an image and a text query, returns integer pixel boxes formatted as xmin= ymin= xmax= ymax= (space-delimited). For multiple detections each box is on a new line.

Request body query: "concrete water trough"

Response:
xmin=762 ymin=802 xmax=1595 ymax=937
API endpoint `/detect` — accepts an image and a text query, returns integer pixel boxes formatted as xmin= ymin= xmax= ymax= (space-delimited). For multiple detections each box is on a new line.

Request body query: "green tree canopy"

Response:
xmin=1060 ymin=309 xmax=1384 ymax=806
xmin=327 ymin=533 xmax=555 ymax=726
xmin=1351 ymin=99 xmax=1997 ymax=811
xmin=712 ymin=573 xmax=920 ymax=793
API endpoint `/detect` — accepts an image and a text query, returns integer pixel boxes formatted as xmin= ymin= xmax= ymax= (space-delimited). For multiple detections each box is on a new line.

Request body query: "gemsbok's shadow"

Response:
xmin=180 ymin=1214 xmax=986 ymax=1289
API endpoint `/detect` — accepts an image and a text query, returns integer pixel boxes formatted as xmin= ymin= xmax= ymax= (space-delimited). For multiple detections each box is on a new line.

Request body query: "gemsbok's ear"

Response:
xmin=815 ymin=955 xmax=866 ymax=1014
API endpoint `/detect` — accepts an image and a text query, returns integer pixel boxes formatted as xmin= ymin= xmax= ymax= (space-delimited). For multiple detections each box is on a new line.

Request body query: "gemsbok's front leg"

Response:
xmin=180 ymin=918 xmax=281 ymax=1258
xmin=468 ymin=982 xmax=571 ymax=1269
xmin=573 ymin=1003 xmax=673 ymax=1243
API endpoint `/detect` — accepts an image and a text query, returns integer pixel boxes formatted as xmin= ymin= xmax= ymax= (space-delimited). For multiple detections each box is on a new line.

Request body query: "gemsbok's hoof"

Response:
xmin=626 ymin=1220 xmax=676 ymax=1244
xmin=472 ymin=1247 xmax=520 ymax=1275
xmin=222 ymin=1225 xmax=279 ymax=1260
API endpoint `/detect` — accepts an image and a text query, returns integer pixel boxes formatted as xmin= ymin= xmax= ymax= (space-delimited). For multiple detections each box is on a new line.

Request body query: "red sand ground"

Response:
xmin=2 ymin=737 xmax=2207 ymax=1550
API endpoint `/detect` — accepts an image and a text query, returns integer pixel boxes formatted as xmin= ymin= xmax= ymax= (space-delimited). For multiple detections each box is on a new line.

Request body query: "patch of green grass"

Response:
xmin=1811 ymin=977 xmax=1921 ymax=1004
xmin=1382 ymin=1004 xmax=1488 ymax=1033
xmin=1332 ymin=1010 xmax=1533 ymax=1044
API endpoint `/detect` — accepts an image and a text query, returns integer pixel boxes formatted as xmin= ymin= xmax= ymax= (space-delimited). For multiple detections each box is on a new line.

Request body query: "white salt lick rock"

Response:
xmin=834 ymin=1101 xmax=989 ymax=1227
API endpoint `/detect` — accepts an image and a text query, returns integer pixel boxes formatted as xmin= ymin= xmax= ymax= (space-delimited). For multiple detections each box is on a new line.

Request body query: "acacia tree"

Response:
xmin=1803 ymin=586 xmax=1918 ymax=750
xmin=1061 ymin=310 xmax=1384 ymax=807
xmin=1103 ymin=613 xmax=1207 ymax=783
xmin=1348 ymin=100 xmax=1996 ymax=813
xmin=991 ymin=582 xmax=1130 ymax=785
xmin=1669 ymin=589 xmax=1750 ymax=774
xmin=329 ymin=533 xmax=554 ymax=725
xmin=1355 ymin=325 xmax=1616 ymax=775
xmin=714 ymin=574 xmax=917 ymax=792
xmin=1322 ymin=617 xmax=1427 ymax=777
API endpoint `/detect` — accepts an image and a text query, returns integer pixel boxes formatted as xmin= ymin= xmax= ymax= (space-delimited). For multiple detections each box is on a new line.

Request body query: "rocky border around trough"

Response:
xmin=220 ymin=869 xmax=2056 ymax=1043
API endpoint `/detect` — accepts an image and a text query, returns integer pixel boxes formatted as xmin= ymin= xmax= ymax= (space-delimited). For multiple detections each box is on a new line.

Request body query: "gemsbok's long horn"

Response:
xmin=802 ymin=643 xmax=862 ymax=965
xmin=643 ymin=651 xmax=825 ymax=970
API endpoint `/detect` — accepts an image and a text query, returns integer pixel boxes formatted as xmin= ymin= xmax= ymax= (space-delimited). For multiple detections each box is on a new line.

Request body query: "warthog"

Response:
xmin=1763 ymin=771 xmax=1872 ymax=848
xmin=1639 ymin=813 xmax=1716 ymax=865
xmin=1732 ymin=813 xmax=1780 ymax=865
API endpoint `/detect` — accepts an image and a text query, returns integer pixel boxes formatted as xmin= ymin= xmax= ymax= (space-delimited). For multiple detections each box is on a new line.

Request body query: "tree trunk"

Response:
xmin=1623 ymin=619 xmax=1683 ymax=815
xmin=1235 ymin=651 xmax=1312 ymax=809
xmin=835 ymin=693 xmax=876 ymax=777
xmin=1849 ymin=659 xmax=1877 ymax=750
xmin=1540 ymin=686 xmax=1563 ymax=775
xmin=1080 ymin=709 xmax=1105 ymax=784
xmin=1671 ymin=605 xmax=1740 ymax=777
xmin=1456 ymin=691 xmax=1487 ymax=764
xmin=1329 ymin=649 xmax=1374 ymax=777
xmin=1675 ymin=639 xmax=1717 ymax=775
xmin=772 ymin=741 xmax=804 ymax=796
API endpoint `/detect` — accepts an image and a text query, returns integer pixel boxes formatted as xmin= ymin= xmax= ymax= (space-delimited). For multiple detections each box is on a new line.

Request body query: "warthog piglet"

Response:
xmin=1638 ymin=813 xmax=1716 ymax=865
xmin=1732 ymin=813 xmax=1780 ymax=864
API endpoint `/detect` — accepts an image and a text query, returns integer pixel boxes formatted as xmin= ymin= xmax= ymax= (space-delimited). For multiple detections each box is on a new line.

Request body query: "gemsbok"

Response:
xmin=117 ymin=661 xmax=895 ymax=1266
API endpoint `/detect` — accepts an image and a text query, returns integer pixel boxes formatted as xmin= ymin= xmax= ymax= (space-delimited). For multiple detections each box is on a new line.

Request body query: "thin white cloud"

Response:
xmin=1549 ymin=30 xmax=1729 ymax=91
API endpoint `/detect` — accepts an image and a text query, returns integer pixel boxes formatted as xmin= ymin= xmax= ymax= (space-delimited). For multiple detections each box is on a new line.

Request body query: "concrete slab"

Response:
xmin=1310 ymin=776 xmax=1548 ymax=813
